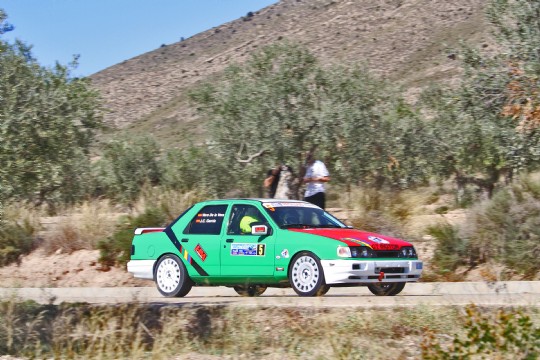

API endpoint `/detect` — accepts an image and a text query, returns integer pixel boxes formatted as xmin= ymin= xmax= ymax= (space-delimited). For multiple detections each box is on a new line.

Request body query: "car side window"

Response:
xmin=227 ymin=205 xmax=265 ymax=235
xmin=184 ymin=205 xmax=227 ymax=235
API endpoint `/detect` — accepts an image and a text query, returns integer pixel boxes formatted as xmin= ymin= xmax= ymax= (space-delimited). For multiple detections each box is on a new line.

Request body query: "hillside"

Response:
xmin=89 ymin=0 xmax=491 ymax=148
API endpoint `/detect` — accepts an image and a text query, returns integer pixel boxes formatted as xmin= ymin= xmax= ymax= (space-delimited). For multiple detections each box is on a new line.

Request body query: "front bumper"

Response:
xmin=320 ymin=259 xmax=423 ymax=284
xmin=127 ymin=260 xmax=155 ymax=280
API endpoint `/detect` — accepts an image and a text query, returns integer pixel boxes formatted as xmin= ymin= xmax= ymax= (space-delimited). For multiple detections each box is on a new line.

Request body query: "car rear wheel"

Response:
xmin=289 ymin=252 xmax=328 ymax=297
xmin=367 ymin=282 xmax=406 ymax=296
xmin=233 ymin=285 xmax=267 ymax=297
xmin=155 ymin=254 xmax=193 ymax=297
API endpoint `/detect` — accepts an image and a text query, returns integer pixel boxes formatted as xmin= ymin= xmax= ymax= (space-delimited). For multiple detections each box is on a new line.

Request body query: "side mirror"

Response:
xmin=251 ymin=223 xmax=268 ymax=235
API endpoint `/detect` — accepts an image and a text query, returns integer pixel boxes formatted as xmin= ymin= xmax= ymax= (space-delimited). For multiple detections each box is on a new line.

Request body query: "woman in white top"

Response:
xmin=302 ymin=152 xmax=330 ymax=209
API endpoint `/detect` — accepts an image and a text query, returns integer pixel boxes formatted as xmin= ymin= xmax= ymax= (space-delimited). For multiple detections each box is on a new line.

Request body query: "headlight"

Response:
xmin=337 ymin=246 xmax=351 ymax=257
xmin=399 ymin=246 xmax=417 ymax=258
xmin=338 ymin=246 xmax=375 ymax=258
xmin=349 ymin=246 xmax=374 ymax=258
xmin=356 ymin=246 xmax=374 ymax=258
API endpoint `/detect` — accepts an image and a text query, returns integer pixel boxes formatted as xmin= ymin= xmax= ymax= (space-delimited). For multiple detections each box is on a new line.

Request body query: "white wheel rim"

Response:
xmin=156 ymin=258 xmax=181 ymax=293
xmin=291 ymin=256 xmax=320 ymax=293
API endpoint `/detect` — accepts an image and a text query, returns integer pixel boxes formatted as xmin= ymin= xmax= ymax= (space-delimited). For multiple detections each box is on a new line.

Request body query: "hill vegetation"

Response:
xmin=90 ymin=0 xmax=492 ymax=146
xmin=0 ymin=0 xmax=539 ymax=280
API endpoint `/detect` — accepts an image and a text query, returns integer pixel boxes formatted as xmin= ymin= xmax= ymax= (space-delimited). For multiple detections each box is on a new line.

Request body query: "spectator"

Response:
xmin=263 ymin=165 xmax=281 ymax=198
xmin=302 ymin=152 xmax=330 ymax=209
xmin=264 ymin=164 xmax=297 ymax=199
xmin=274 ymin=165 xmax=295 ymax=199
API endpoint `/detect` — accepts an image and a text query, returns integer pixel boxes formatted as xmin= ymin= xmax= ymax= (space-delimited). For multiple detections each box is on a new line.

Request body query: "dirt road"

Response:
xmin=1 ymin=281 xmax=538 ymax=307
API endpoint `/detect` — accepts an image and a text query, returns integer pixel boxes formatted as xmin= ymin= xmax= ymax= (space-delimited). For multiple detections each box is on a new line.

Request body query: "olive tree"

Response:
xmin=190 ymin=42 xmax=428 ymax=196
xmin=419 ymin=0 xmax=540 ymax=199
xmin=159 ymin=145 xmax=230 ymax=197
xmin=95 ymin=136 xmax=160 ymax=205
xmin=488 ymin=0 xmax=540 ymax=132
xmin=190 ymin=42 xmax=328 ymax=195
xmin=0 ymin=11 xmax=103 ymax=206
xmin=0 ymin=9 xmax=13 ymax=35
xmin=318 ymin=66 xmax=432 ymax=190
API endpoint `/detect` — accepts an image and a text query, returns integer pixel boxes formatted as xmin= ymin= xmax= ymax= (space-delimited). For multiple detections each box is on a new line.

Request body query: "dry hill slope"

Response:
xmin=90 ymin=0 xmax=490 ymax=146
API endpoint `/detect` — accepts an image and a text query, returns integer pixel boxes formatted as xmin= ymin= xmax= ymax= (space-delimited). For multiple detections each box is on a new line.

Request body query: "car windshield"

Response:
xmin=262 ymin=202 xmax=347 ymax=229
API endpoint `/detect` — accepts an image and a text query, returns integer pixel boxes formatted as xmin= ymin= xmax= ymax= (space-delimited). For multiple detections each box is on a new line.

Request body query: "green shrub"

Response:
xmin=426 ymin=174 xmax=540 ymax=278
xmin=427 ymin=223 xmax=467 ymax=276
xmin=0 ymin=220 xmax=36 ymax=266
xmin=520 ymin=175 xmax=540 ymax=200
xmin=422 ymin=305 xmax=540 ymax=359
xmin=97 ymin=207 xmax=167 ymax=269
xmin=455 ymin=185 xmax=479 ymax=209
xmin=94 ymin=135 xmax=161 ymax=205
xmin=434 ymin=205 xmax=449 ymax=214
xmin=159 ymin=146 xmax=230 ymax=198
xmin=468 ymin=179 xmax=540 ymax=277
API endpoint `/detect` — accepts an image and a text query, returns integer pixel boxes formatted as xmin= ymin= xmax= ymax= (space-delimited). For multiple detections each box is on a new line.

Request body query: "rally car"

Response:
xmin=127 ymin=199 xmax=423 ymax=297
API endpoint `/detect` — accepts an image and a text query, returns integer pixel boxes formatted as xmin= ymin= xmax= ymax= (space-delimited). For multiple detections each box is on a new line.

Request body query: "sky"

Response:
xmin=1 ymin=0 xmax=277 ymax=77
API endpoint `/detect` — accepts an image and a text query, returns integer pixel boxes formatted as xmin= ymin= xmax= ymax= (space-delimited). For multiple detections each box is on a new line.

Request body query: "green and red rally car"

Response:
xmin=127 ymin=199 xmax=423 ymax=297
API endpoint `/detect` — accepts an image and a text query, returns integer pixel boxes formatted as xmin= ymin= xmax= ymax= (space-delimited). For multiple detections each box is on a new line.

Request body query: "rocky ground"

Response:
xmin=0 ymin=249 xmax=147 ymax=288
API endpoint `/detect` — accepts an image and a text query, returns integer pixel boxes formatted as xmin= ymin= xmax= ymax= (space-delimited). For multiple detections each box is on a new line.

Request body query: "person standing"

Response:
xmin=264 ymin=164 xmax=297 ymax=199
xmin=263 ymin=165 xmax=281 ymax=198
xmin=303 ymin=152 xmax=330 ymax=209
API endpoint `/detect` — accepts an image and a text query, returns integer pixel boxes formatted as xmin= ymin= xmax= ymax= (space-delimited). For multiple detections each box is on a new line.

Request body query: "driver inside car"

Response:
xmin=239 ymin=210 xmax=261 ymax=234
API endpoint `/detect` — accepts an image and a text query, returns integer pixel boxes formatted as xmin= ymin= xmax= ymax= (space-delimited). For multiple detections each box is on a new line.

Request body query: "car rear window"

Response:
xmin=184 ymin=205 xmax=227 ymax=235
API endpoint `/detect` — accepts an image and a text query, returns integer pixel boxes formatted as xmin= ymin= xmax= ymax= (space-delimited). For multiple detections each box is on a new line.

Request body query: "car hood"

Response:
xmin=288 ymin=228 xmax=412 ymax=250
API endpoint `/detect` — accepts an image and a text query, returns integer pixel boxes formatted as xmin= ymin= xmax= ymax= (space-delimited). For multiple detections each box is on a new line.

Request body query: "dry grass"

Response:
xmin=0 ymin=300 xmax=537 ymax=360
xmin=333 ymin=183 xmax=456 ymax=240
xmin=0 ymin=301 xmax=445 ymax=359
xmin=41 ymin=200 xmax=125 ymax=254
xmin=2 ymin=202 xmax=42 ymax=234
xmin=133 ymin=187 xmax=204 ymax=222
xmin=1 ymin=187 xmax=203 ymax=262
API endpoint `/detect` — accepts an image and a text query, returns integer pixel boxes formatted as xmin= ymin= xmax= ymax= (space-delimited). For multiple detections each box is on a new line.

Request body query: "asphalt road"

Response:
xmin=1 ymin=281 xmax=538 ymax=307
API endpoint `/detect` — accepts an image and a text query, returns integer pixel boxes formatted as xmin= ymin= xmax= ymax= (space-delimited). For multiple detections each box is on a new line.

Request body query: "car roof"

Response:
xmin=199 ymin=198 xmax=310 ymax=205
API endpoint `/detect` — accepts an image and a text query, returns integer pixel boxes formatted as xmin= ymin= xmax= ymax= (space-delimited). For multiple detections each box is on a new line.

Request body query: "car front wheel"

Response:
xmin=367 ymin=282 xmax=406 ymax=296
xmin=155 ymin=254 xmax=193 ymax=297
xmin=289 ymin=252 xmax=329 ymax=297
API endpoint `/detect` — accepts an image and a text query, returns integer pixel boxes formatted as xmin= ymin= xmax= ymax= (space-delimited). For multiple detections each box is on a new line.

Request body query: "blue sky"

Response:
xmin=2 ymin=0 xmax=277 ymax=77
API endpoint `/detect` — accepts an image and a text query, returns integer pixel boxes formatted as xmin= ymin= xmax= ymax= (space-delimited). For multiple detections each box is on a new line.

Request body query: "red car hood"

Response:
xmin=288 ymin=228 xmax=411 ymax=250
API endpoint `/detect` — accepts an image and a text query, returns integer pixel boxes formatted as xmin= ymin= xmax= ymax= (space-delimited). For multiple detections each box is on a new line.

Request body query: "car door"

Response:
xmin=220 ymin=204 xmax=275 ymax=276
xmin=172 ymin=204 xmax=228 ymax=276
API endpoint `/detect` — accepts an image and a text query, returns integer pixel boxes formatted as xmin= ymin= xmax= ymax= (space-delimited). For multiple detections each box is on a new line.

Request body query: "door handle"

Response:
xmin=226 ymin=238 xmax=234 ymax=243
xmin=181 ymin=238 xmax=189 ymax=243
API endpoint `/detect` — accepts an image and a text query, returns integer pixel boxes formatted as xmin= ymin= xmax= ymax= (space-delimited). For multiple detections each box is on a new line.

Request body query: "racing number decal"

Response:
xmin=231 ymin=243 xmax=266 ymax=256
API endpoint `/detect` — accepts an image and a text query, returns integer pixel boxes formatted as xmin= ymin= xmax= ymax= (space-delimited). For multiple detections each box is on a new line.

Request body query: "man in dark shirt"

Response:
xmin=263 ymin=166 xmax=281 ymax=198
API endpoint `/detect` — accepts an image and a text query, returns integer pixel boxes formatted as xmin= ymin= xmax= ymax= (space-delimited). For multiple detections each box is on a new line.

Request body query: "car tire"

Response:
xmin=367 ymin=282 xmax=406 ymax=296
xmin=289 ymin=251 xmax=328 ymax=297
xmin=233 ymin=285 xmax=267 ymax=297
xmin=154 ymin=254 xmax=193 ymax=297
